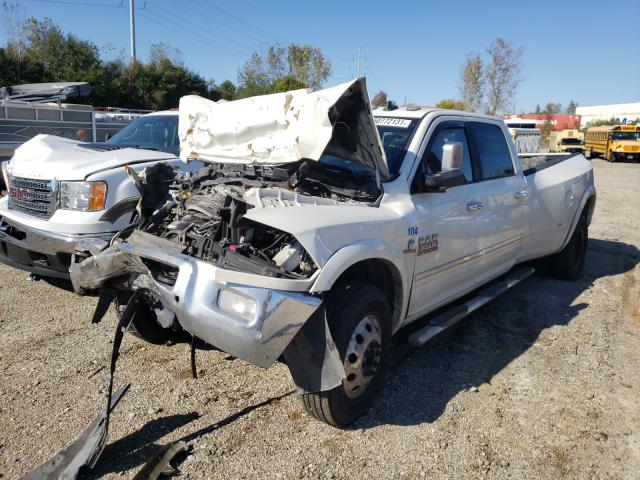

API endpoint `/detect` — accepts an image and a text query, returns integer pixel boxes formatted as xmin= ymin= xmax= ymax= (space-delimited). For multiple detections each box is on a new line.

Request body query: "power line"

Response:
xmin=137 ymin=9 xmax=245 ymax=58
xmin=177 ymin=0 xmax=271 ymax=46
xmin=22 ymin=0 xmax=123 ymax=8
xmin=140 ymin=8 xmax=248 ymax=57
xmin=192 ymin=0 xmax=280 ymax=42
xmin=147 ymin=1 xmax=255 ymax=52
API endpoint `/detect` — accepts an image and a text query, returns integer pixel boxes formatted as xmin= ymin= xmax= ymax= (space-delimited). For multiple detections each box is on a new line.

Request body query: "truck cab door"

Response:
xmin=406 ymin=120 xmax=482 ymax=319
xmin=465 ymin=121 xmax=529 ymax=284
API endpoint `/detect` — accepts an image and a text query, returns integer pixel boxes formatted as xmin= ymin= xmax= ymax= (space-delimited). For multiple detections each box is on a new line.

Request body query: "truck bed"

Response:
xmin=519 ymin=152 xmax=582 ymax=176
xmin=518 ymin=152 xmax=594 ymax=263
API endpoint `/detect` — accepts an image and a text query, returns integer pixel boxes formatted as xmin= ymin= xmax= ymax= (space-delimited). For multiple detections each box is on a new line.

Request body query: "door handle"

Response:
xmin=514 ymin=189 xmax=529 ymax=200
xmin=467 ymin=200 xmax=484 ymax=211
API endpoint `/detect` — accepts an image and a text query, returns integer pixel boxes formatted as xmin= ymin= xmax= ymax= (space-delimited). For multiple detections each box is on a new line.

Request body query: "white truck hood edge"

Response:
xmin=244 ymin=202 xmax=399 ymax=267
xmin=8 ymin=134 xmax=177 ymax=181
xmin=178 ymin=77 xmax=389 ymax=179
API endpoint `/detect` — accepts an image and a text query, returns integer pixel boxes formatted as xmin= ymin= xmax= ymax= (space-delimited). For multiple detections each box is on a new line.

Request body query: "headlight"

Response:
xmin=217 ymin=288 xmax=257 ymax=322
xmin=59 ymin=181 xmax=107 ymax=211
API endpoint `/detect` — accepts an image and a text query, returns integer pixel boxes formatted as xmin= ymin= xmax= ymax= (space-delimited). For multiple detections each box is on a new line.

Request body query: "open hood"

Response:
xmin=178 ymin=77 xmax=389 ymax=179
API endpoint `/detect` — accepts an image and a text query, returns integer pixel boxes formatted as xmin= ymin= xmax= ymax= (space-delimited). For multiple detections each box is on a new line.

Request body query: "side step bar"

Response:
xmin=408 ymin=266 xmax=535 ymax=347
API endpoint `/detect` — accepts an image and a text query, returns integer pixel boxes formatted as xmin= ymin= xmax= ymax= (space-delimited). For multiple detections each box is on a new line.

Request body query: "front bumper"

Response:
xmin=612 ymin=151 xmax=640 ymax=161
xmin=0 ymin=215 xmax=113 ymax=279
xmin=70 ymin=237 xmax=323 ymax=368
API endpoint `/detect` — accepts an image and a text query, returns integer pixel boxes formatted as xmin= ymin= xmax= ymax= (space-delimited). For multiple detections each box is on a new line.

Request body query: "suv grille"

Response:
xmin=8 ymin=176 xmax=56 ymax=218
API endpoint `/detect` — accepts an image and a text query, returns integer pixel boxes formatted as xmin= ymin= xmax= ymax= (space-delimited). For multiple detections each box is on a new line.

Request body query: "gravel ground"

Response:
xmin=1 ymin=158 xmax=639 ymax=480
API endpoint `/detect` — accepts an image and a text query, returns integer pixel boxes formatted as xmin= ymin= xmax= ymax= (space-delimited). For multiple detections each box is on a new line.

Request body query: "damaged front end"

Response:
xmin=70 ymin=78 xmax=385 ymax=393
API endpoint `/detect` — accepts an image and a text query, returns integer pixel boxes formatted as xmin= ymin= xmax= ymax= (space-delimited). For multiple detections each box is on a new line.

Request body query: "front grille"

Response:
xmin=8 ymin=176 xmax=56 ymax=218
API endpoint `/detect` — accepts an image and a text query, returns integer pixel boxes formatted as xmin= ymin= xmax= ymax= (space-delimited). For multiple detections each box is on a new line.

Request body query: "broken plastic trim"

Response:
xmin=20 ymin=385 xmax=130 ymax=480
xmin=21 ymin=291 xmax=141 ymax=480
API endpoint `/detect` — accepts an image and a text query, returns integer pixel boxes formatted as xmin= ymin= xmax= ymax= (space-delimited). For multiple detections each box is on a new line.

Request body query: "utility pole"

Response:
xmin=129 ymin=0 xmax=136 ymax=63
xmin=356 ymin=47 xmax=361 ymax=76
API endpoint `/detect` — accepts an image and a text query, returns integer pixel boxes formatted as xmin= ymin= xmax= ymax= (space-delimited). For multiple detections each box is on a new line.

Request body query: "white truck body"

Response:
xmin=0 ymin=111 xmax=202 ymax=278
xmin=69 ymin=79 xmax=596 ymax=426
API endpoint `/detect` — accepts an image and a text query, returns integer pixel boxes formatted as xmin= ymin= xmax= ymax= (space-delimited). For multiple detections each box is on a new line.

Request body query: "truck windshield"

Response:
xmin=374 ymin=117 xmax=419 ymax=175
xmin=561 ymin=138 xmax=583 ymax=145
xmin=611 ymin=131 xmax=640 ymax=141
xmin=108 ymin=114 xmax=179 ymax=155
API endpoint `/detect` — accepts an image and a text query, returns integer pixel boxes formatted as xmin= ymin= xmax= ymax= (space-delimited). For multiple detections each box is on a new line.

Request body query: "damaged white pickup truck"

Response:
xmin=70 ymin=78 xmax=596 ymax=428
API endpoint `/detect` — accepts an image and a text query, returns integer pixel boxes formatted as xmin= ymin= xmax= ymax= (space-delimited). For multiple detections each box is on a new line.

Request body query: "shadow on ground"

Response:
xmin=355 ymin=238 xmax=639 ymax=429
xmin=82 ymin=391 xmax=294 ymax=478
xmin=79 ymin=238 xmax=638 ymax=475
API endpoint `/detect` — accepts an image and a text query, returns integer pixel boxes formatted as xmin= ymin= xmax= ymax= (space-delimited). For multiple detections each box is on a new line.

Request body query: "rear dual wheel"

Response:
xmin=550 ymin=215 xmax=588 ymax=280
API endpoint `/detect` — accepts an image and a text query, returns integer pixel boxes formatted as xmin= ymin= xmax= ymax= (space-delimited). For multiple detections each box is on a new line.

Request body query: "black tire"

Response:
xmin=550 ymin=215 xmax=588 ymax=280
xmin=301 ymin=283 xmax=391 ymax=428
xmin=116 ymin=293 xmax=183 ymax=345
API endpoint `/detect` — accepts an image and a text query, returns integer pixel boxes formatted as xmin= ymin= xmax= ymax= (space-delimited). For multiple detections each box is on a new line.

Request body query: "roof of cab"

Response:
xmin=373 ymin=106 xmax=504 ymax=123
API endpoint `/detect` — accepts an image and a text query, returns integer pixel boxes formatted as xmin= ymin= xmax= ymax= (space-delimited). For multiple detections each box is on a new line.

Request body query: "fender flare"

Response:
xmin=309 ymin=240 xmax=409 ymax=330
xmin=559 ymin=184 xmax=596 ymax=251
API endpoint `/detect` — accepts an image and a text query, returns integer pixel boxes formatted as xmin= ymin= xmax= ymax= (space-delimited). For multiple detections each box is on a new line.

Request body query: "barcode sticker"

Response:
xmin=374 ymin=117 xmax=412 ymax=128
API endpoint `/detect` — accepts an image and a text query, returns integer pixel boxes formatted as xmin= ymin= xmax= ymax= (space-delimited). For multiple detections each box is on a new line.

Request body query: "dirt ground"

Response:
xmin=0 ymin=158 xmax=638 ymax=480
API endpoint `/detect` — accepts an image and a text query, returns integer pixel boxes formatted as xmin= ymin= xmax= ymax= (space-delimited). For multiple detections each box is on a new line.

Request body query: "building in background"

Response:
xmin=504 ymin=114 xmax=581 ymax=131
xmin=576 ymin=102 xmax=640 ymax=127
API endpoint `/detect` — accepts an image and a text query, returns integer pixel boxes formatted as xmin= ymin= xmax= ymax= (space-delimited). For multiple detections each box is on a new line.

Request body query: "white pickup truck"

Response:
xmin=0 ymin=111 xmax=202 ymax=279
xmin=70 ymin=79 xmax=596 ymax=428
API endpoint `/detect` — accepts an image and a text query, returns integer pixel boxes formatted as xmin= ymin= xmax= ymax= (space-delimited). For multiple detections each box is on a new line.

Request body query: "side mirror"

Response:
xmin=441 ymin=142 xmax=463 ymax=171
xmin=423 ymin=168 xmax=467 ymax=192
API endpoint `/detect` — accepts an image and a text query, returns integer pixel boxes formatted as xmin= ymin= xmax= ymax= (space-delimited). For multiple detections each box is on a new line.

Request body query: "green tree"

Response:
xmin=484 ymin=38 xmax=524 ymax=115
xmin=371 ymin=90 xmax=387 ymax=107
xmin=24 ymin=18 xmax=102 ymax=84
xmin=534 ymin=104 xmax=542 ymax=114
xmin=566 ymin=100 xmax=578 ymax=114
xmin=218 ymin=80 xmax=236 ymax=101
xmin=436 ymin=98 xmax=466 ymax=110
xmin=286 ymin=44 xmax=331 ymax=89
xmin=237 ymin=43 xmax=332 ymax=98
xmin=458 ymin=53 xmax=483 ymax=112
xmin=270 ymin=75 xmax=306 ymax=93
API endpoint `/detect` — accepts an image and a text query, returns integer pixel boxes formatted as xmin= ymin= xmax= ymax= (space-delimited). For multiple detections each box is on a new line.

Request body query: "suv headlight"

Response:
xmin=59 ymin=181 xmax=107 ymax=211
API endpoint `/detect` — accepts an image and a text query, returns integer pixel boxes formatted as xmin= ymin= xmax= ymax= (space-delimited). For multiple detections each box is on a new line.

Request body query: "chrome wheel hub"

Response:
xmin=342 ymin=314 xmax=383 ymax=399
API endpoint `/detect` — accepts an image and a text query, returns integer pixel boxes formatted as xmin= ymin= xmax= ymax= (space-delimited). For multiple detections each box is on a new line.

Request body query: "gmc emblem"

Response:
xmin=9 ymin=187 xmax=29 ymax=201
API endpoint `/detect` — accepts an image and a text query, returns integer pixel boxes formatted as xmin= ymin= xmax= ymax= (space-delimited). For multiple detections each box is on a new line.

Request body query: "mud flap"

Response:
xmin=21 ymin=291 xmax=141 ymax=480
xmin=282 ymin=304 xmax=346 ymax=393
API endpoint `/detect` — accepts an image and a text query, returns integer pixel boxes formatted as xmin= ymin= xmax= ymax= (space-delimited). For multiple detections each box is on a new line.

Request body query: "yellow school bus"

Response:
xmin=584 ymin=124 xmax=640 ymax=161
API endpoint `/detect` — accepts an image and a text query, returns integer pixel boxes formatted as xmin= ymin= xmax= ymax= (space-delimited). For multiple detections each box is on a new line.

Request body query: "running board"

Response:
xmin=408 ymin=266 xmax=535 ymax=347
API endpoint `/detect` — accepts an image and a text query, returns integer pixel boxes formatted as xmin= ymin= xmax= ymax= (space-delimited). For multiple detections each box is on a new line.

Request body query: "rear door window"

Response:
xmin=468 ymin=123 xmax=515 ymax=180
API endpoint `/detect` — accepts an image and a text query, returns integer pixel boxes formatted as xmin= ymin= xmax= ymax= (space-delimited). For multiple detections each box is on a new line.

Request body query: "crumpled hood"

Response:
xmin=179 ymin=77 xmax=389 ymax=179
xmin=7 ymin=134 xmax=177 ymax=181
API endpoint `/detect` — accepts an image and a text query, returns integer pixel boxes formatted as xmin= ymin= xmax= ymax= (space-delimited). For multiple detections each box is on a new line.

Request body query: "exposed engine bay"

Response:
xmin=128 ymin=157 xmax=380 ymax=282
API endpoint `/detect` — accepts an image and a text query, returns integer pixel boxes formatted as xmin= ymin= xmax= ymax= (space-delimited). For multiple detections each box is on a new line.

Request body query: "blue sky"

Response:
xmin=3 ymin=0 xmax=639 ymax=111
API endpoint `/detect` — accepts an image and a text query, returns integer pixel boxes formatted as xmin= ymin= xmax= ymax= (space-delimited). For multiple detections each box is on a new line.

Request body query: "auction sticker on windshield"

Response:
xmin=374 ymin=117 xmax=412 ymax=128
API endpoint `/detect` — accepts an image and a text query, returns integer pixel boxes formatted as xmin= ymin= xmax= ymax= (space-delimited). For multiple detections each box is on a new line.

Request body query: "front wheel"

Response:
xmin=301 ymin=283 xmax=391 ymax=427
xmin=115 ymin=293 xmax=185 ymax=345
xmin=550 ymin=216 xmax=588 ymax=280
